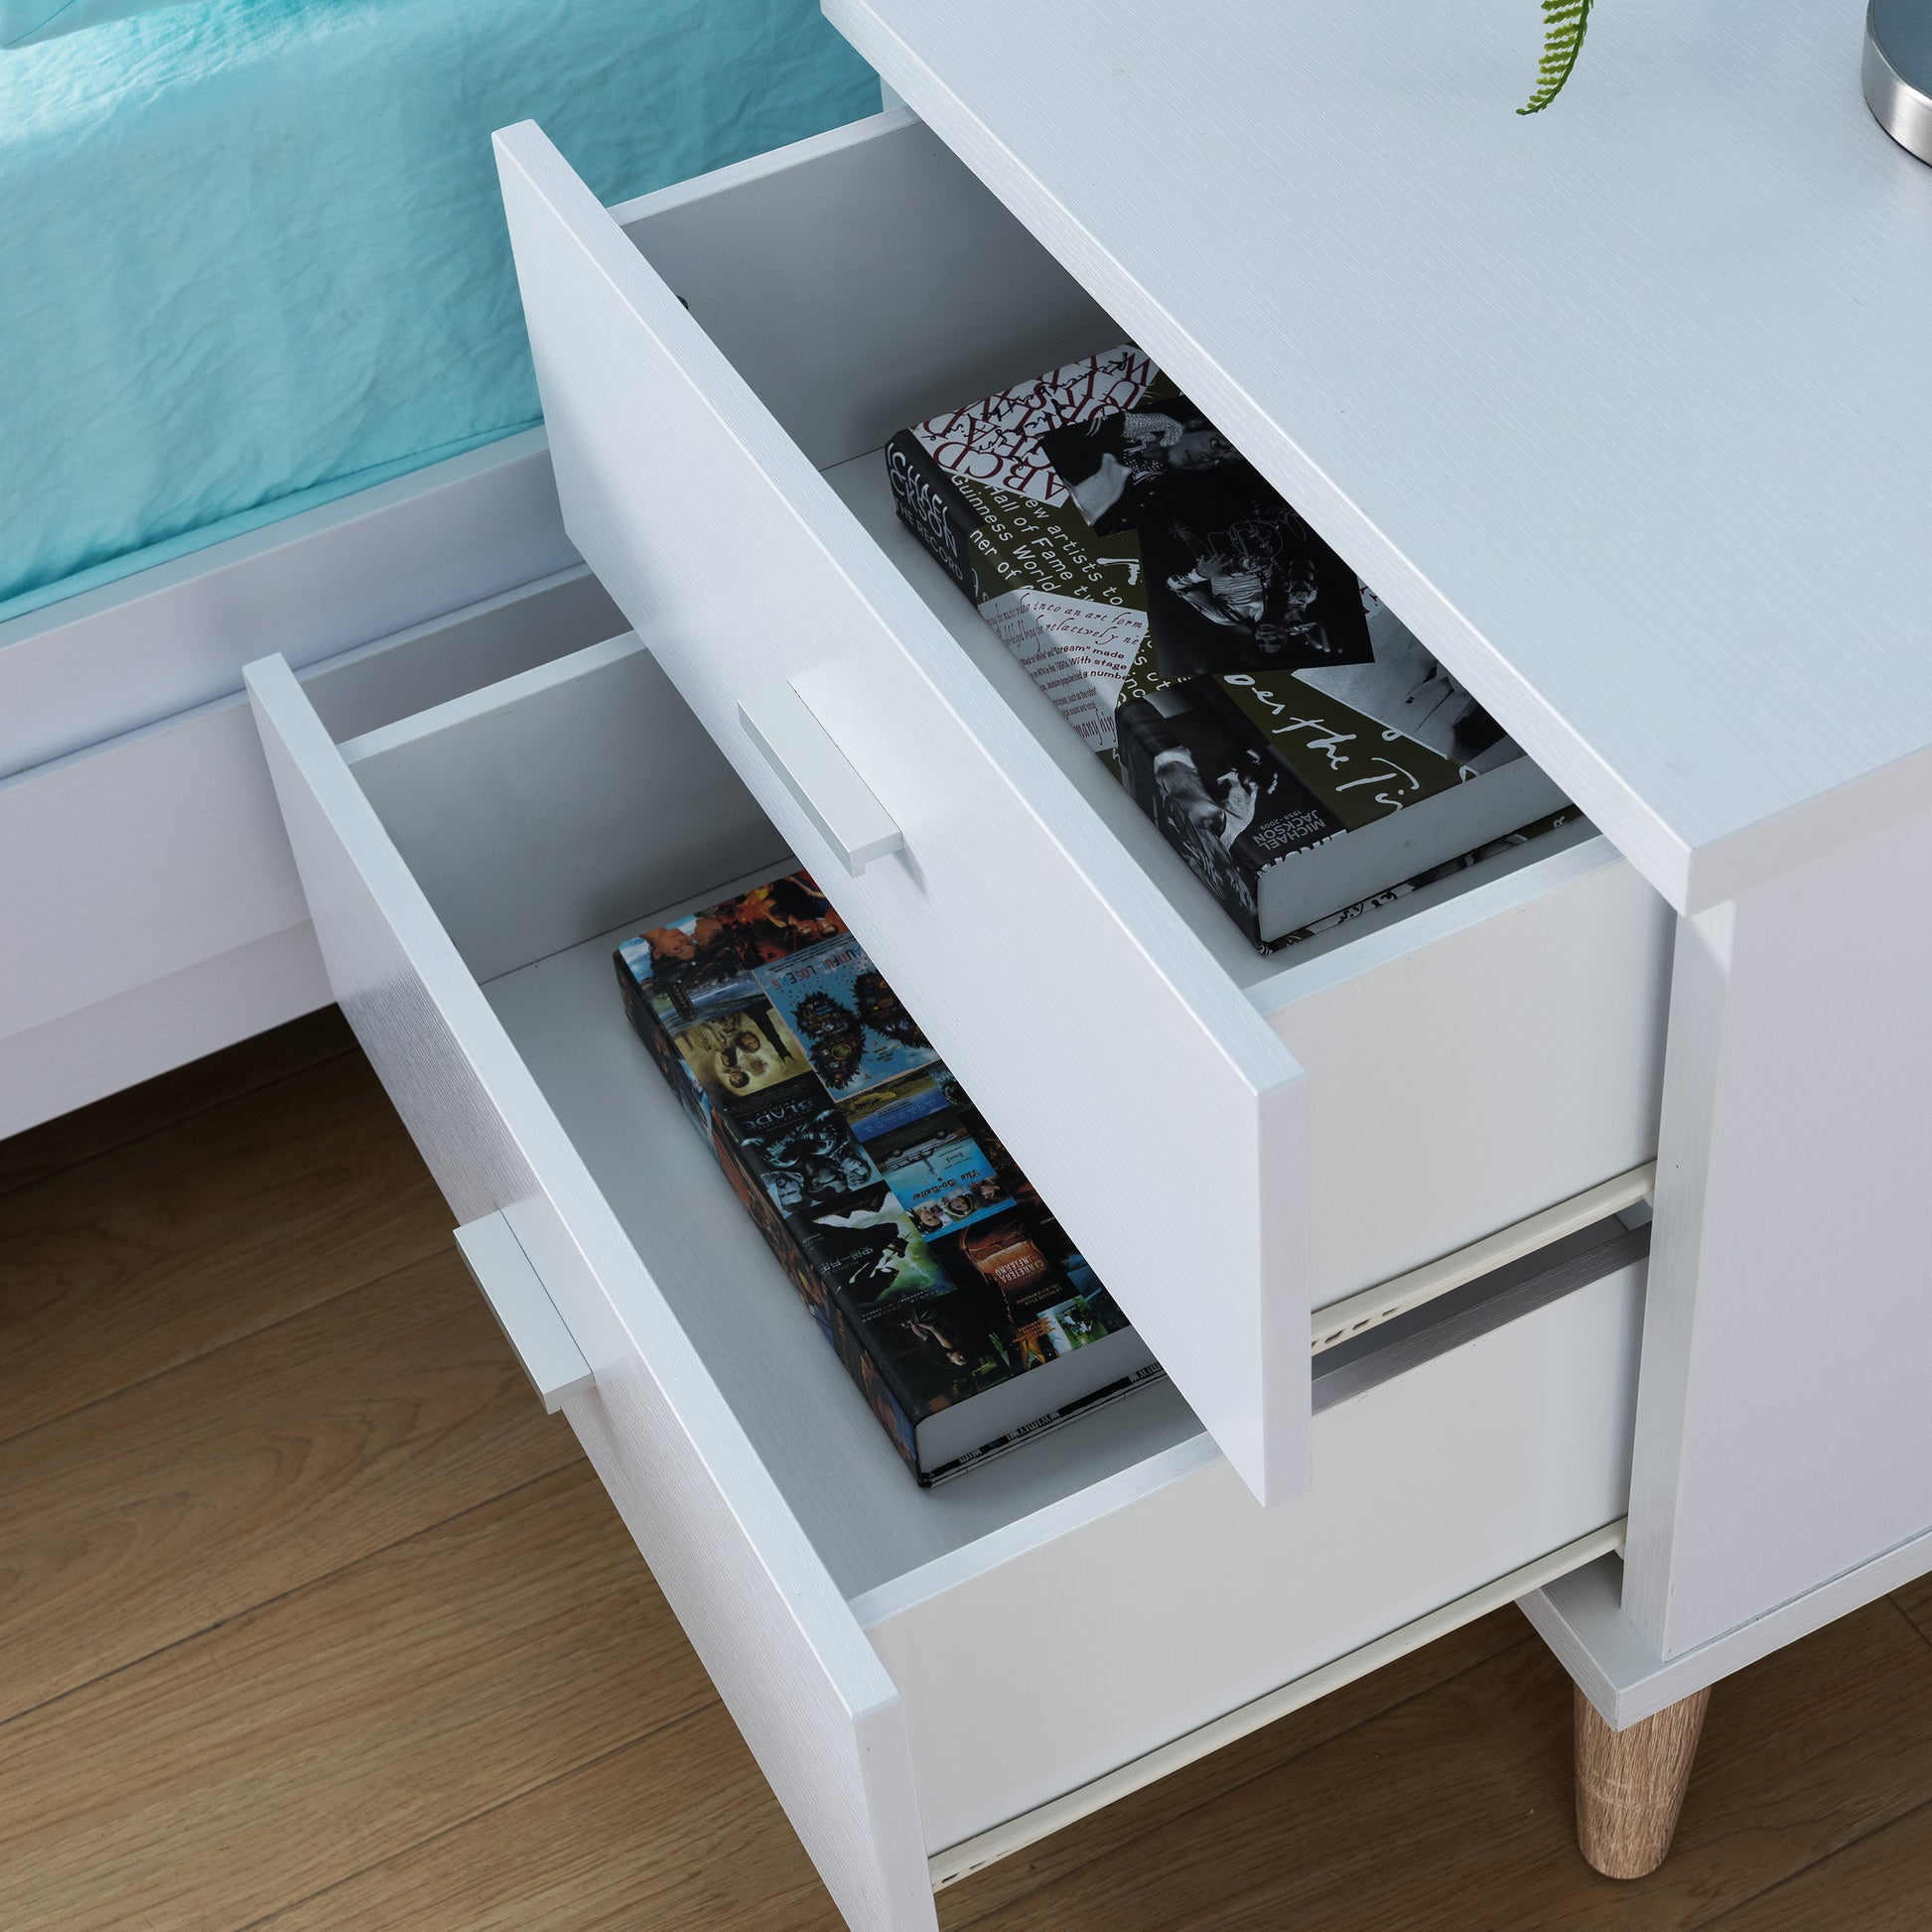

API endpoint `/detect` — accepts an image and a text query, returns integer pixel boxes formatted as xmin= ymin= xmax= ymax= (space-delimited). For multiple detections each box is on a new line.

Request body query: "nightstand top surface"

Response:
xmin=827 ymin=0 xmax=1932 ymax=908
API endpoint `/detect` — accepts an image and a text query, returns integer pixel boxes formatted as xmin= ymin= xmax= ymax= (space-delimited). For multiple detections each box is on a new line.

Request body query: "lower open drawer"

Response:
xmin=247 ymin=632 xmax=1643 ymax=1932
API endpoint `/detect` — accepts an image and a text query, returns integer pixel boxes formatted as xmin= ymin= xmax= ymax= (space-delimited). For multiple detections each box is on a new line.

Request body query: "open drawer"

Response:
xmin=248 ymin=633 xmax=1644 ymax=1932
xmin=492 ymin=108 xmax=1673 ymax=1505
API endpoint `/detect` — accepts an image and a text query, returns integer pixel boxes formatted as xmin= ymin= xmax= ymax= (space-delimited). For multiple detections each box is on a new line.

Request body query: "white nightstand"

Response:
xmin=231 ymin=3 xmax=1932 ymax=1923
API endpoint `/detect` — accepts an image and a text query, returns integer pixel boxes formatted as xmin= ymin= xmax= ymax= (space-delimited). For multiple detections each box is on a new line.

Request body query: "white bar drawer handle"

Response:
xmin=738 ymin=678 xmax=904 ymax=876
xmin=453 ymin=1212 xmax=595 ymax=1414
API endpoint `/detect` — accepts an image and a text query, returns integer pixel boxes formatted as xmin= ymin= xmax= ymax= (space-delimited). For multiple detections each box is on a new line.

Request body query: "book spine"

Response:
xmin=613 ymin=948 xmax=926 ymax=1481
xmin=613 ymin=950 xmax=710 ymax=1137
xmin=719 ymin=1117 xmax=927 ymax=1482
xmin=885 ymin=429 xmax=983 ymax=608
xmin=717 ymin=1086 xmax=932 ymax=1474
xmin=825 ymin=1292 xmax=926 ymax=1482
xmin=707 ymin=1094 xmax=947 ymax=1479
xmin=773 ymin=1202 xmax=935 ymax=1482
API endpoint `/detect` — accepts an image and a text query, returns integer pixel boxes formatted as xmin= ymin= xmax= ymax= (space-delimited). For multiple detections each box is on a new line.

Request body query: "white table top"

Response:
xmin=826 ymin=0 xmax=1932 ymax=910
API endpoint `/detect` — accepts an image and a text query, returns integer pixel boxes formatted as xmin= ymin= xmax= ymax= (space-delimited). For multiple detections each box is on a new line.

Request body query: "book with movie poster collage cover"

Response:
xmin=615 ymin=871 xmax=1160 ymax=1484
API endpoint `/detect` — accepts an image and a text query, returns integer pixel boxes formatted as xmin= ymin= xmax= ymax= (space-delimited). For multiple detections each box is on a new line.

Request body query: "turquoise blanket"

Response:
xmin=0 ymin=0 xmax=878 ymax=617
xmin=3 ymin=0 xmax=181 ymax=46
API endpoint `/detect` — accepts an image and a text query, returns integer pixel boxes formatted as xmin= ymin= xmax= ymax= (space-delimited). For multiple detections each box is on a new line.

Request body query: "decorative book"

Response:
xmin=886 ymin=345 xmax=1572 ymax=949
xmin=615 ymin=871 xmax=1162 ymax=1485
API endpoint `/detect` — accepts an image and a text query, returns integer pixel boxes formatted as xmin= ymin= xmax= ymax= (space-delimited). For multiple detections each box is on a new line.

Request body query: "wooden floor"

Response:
xmin=5 ymin=1015 xmax=1932 ymax=1930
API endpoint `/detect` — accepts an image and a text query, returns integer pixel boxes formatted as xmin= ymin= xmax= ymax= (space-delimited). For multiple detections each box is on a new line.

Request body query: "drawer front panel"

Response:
xmin=868 ymin=1245 xmax=1644 ymax=1852
xmin=244 ymin=653 xmax=936 ymax=1932
xmin=1273 ymin=838 xmax=1673 ymax=1305
xmin=495 ymin=118 xmax=1310 ymax=1506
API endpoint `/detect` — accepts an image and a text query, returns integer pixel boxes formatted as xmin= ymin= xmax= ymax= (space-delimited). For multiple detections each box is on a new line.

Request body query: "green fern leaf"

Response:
xmin=1519 ymin=0 xmax=1593 ymax=113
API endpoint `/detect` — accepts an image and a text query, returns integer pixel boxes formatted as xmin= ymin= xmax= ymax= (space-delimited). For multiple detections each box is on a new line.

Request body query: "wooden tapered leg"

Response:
xmin=1574 ymin=1684 xmax=1710 ymax=1879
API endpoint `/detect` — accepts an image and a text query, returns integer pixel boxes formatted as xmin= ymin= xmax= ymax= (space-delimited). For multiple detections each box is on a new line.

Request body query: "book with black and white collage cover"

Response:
xmin=886 ymin=347 xmax=1576 ymax=949
xmin=615 ymin=871 xmax=1161 ymax=1485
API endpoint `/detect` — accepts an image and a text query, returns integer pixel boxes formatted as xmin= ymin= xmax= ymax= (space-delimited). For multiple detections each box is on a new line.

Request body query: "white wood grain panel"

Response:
xmin=865 ymin=1253 xmax=1644 ymax=1850
xmin=842 ymin=1225 xmax=1638 ymax=1626
xmin=826 ymin=0 xmax=1932 ymax=912
xmin=0 ymin=922 xmax=330 ymax=1141
xmin=0 ymin=571 xmax=625 ymax=1047
xmin=0 ymin=430 xmax=575 ymax=777
xmin=1623 ymin=805 xmax=1932 ymax=1657
xmin=560 ymin=1357 xmax=931 ymax=1929
xmin=343 ymin=637 xmax=790 ymax=984
xmin=298 ymin=564 xmax=624 ymax=743
xmin=495 ymin=117 xmax=1311 ymax=1506
xmin=245 ymin=653 xmax=936 ymax=1932
xmin=1523 ymin=1529 xmax=1932 ymax=1729
xmin=1258 ymin=835 xmax=1674 ymax=1304
xmin=940 ymin=1516 xmax=1627 ymax=1885
xmin=0 ymin=697 xmax=312 ymax=1040
xmin=608 ymin=107 xmax=1118 ymax=472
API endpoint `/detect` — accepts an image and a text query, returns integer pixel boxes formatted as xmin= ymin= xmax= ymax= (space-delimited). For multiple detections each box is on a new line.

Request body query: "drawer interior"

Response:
xmin=300 ymin=565 xmax=626 ymax=748
xmin=342 ymin=635 xmax=1643 ymax=1604
xmin=614 ymin=110 xmax=1600 ymax=997
xmin=826 ymin=450 xmax=1602 ymax=991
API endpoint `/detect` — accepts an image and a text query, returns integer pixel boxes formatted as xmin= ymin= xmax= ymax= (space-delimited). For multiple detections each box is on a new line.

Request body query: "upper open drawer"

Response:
xmin=493 ymin=107 xmax=1674 ymax=1503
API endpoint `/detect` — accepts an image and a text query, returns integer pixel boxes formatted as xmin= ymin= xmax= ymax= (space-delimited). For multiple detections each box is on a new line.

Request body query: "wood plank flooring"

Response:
xmin=4 ymin=1011 xmax=1931 ymax=1929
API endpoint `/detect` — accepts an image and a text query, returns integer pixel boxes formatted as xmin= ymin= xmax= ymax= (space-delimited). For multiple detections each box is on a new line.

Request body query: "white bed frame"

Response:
xmin=0 ymin=429 xmax=620 ymax=1137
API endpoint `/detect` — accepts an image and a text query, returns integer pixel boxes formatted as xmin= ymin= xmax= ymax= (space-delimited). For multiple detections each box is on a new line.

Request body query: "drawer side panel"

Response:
xmin=245 ymin=653 xmax=935 ymax=1932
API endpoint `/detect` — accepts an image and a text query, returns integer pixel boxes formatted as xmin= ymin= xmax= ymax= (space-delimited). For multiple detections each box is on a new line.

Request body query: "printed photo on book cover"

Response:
xmin=838 ymin=1069 xmax=1010 ymax=1236
xmin=663 ymin=999 xmax=810 ymax=1107
xmin=622 ymin=872 xmax=849 ymax=1023
xmin=801 ymin=1183 xmax=948 ymax=1305
xmin=873 ymin=1280 xmax=1024 ymax=1415
xmin=1028 ymin=1214 xmax=1127 ymax=1323
xmin=708 ymin=1111 xmax=835 ymax=1329
xmin=907 ymin=346 xmax=1156 ymax=506
xmin=923 ymin=1210 xmax=1084 ymax=1364
xmin=757 ymin=940 xmax=937 ymax=1096
xmin=731 ymin=1078 xmax=883 ymax=1215
xmin=1035 ymin=381 xmax=1376 ymax=681
xmin=948 ymin=1208 xmax=1055 ymax=1300
xmin=1294 ymin=594 xmax=1518 ymax=775
xmin=928 ymin=1066 xmax=1041 ymax=1211
xmin=849 ymin=1335 xmax=919 ymax=1463
xmin=1209 ymin=664 xmax=1472 ymax=831
xmin=924 ymin=1211 xmax=1127 ymax=1366
xmin=1116 ymin=679 xmax=1344 ymax=925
